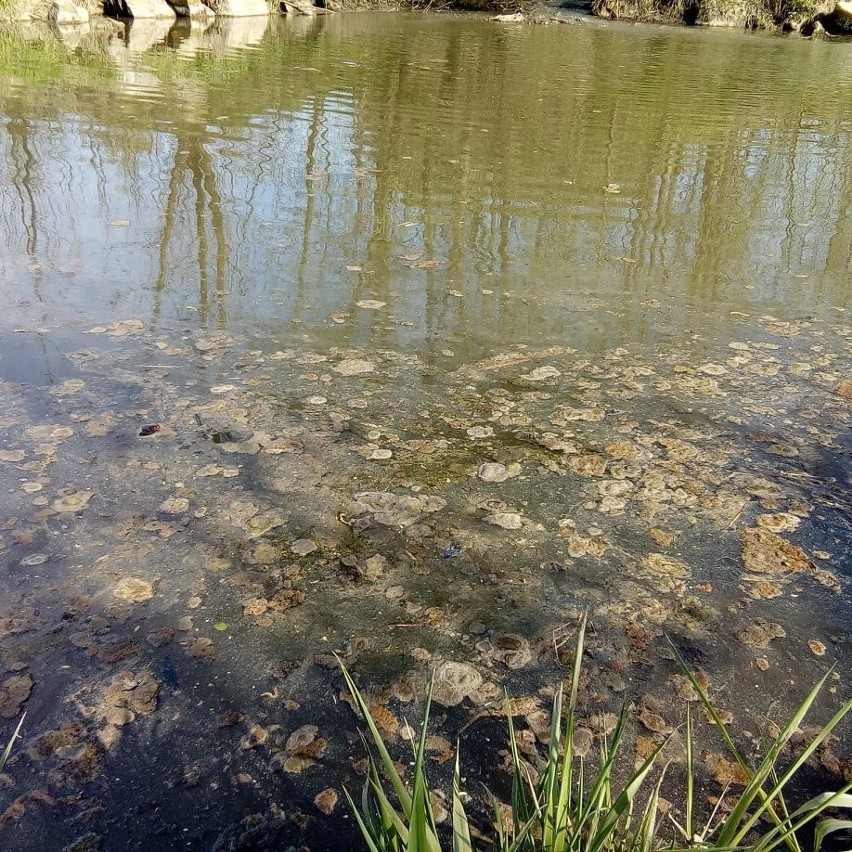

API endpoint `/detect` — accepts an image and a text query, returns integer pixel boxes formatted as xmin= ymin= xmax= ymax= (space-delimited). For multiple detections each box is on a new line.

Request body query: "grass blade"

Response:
xmin=0 ymin=713 xmax=24 ymax=773
xmin=545 ymin=614 xmax=587 ymax=852
xmin=407 ymin=678 xmax=441 ymax=852
xmin=728 ymin=698 xmax=852 ymax=848
xmin=344 ymin=785 xmax=386 ymax=852
xmin=813 ymin=817 xmax=852 ymax=852
xmin=338 ymin=658 xmax=413 ymax=816
xmin=586 ymin=735 xmax=664 ymax=852
xmin=751 ymin=789 xmax=852 ymax=852
xmin=506 ymin=700 xmax=536 ymax=836
xmin=369 ymin=773 xmax=411 ymax=845
xmin=685 ymin=703 xmax=694 ymax=843
xmin=670 ymin=642 xmax=836 ymax=852
xmin=452 ymin=750 xmax=473 ymax=852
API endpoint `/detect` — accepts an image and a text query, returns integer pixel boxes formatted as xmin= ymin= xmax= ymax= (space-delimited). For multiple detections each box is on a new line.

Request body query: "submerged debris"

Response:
xmin=483 ymin=512 xmax=523 ymax=529
xmin=112 ymin=578 xmax=154 ymax=603
xmin=0 ymin=309 xmax=848 ymax=850
xmin=0 ymin=674 xmax=34 ymax=718
xmin=432 ymin=662 xmax=486 ymax=707
xmin=349 ymin=491 xmax=447 ymax=527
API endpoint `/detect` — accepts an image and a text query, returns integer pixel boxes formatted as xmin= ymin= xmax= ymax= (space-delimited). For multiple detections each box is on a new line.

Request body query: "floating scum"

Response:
xmin=0 ymin=313 xmax=849 ymax=845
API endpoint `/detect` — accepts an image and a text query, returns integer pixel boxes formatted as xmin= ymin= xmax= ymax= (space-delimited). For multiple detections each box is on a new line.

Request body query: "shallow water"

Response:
xmin=0 ymin=13 xmax=850 ymax=850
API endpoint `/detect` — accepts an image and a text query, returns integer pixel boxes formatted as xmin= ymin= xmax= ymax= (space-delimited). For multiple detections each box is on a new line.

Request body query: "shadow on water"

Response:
xmin=0 ymin=333 xmax=78 ymax=387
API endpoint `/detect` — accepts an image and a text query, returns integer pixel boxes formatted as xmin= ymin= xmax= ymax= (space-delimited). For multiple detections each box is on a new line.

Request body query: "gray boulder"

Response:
xmin=820 ymin=0 xmax=852 ymax=31
xmin=281 ymin=0 xmax=316 ymax=14
xmin=48 ymin=0 xmax=90 ymax=23
xmin=800 ymin=0 xmax=852 ymax=33
xmin=169 ymin=0 xmax=215 ymax=17
xmin=103 ymin=0 xmax=177 ymax=18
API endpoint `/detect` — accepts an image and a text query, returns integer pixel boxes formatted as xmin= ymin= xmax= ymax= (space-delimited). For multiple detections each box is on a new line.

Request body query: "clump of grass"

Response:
xmin=670 ymin=652 xmax=852 ymax=852
xmin=339 ymin=615 xmax=852 ymax=852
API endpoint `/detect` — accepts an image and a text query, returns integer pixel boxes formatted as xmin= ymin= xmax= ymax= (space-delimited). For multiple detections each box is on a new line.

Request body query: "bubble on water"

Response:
xmin=741 ymin=528 xmax=809 ymax=575
xmin=159 ymin=497 xmax=189 ymax=515
xmin=186 ymin=637 xmax=215 ymax=659
xmin=0 ymin=673 xmax=33 ymax=718
xmin=808 ymin=639 xmax=827 ymax=656
xmin=522 ymin=365 xmax=561 ymax=381
xmin=477 ymin=462 xmax=508 ymax=482
xmin=350 ymin=492 xmax=446 ymax=527
xmin=314 ymin=788 xmax=338 ymax=815
xmin=432 ymin=662 xmax=483 ymax=707
xmin=466 ymin=425 xmax=494 ymax=439
xmin=290 ymin=539 xmax=317 ymax=556
xmin=243 ymin=598 xmax=268 ymax=616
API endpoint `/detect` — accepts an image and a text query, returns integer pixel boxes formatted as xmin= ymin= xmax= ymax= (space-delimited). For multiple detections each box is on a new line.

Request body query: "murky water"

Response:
xmin=0 ymin=13 xmax=850 ymax=851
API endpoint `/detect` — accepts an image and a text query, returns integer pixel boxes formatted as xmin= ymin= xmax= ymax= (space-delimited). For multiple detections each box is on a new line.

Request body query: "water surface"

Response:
xmin=0 ymin=14 xmax=850 ymax=850
xmin=1 ymin=14 xmax=850 ymax=357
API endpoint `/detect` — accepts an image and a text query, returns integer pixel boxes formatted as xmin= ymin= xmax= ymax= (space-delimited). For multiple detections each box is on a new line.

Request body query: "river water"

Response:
xmin=0 ymin=13 xmax=850 ymax=850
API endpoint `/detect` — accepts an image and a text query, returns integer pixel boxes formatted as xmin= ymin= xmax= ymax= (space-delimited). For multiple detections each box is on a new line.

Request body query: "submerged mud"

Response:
xmin=0 ymin=311 xmax=849 ymax=849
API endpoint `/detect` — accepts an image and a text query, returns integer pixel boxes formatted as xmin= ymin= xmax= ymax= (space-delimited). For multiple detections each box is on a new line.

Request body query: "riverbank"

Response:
xmin=3 ymin=0 xmax=852 ymax=36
